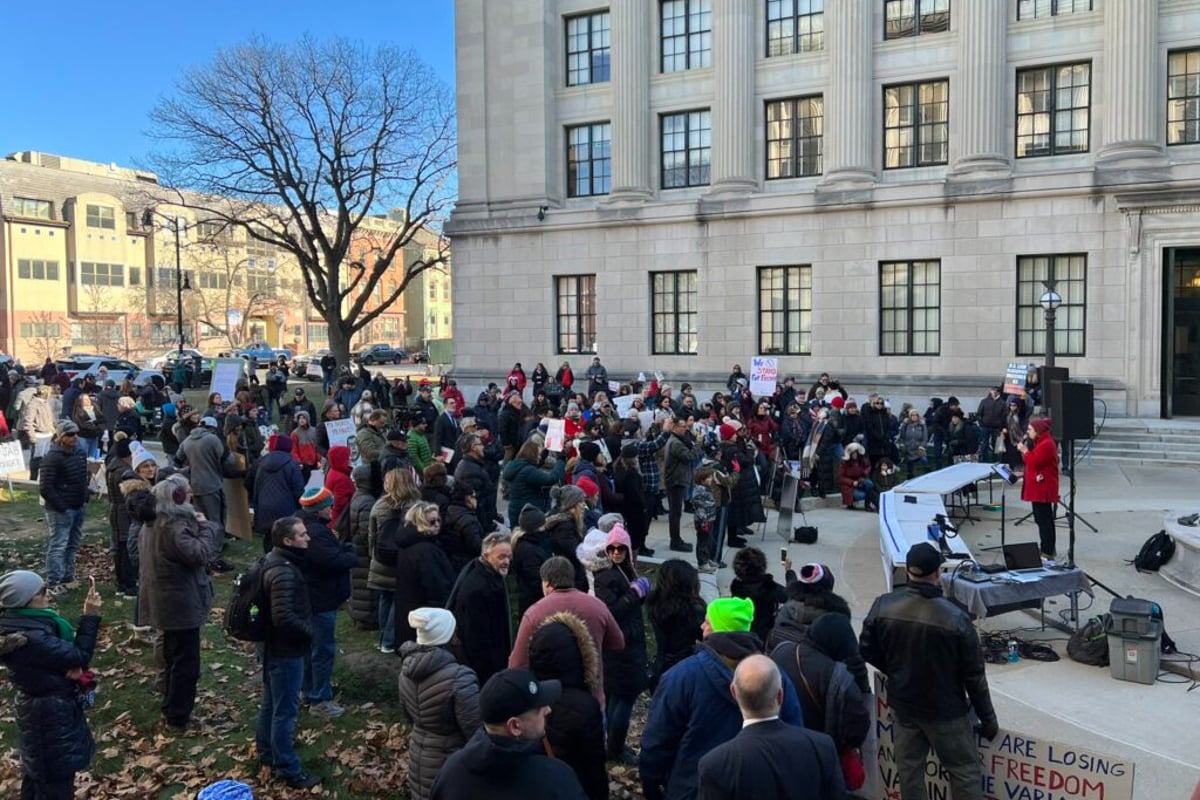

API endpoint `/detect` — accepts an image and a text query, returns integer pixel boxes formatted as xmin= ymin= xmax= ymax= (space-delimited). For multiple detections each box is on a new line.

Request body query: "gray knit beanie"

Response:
xmin=0 ymin=570 xmax=45 ymax=609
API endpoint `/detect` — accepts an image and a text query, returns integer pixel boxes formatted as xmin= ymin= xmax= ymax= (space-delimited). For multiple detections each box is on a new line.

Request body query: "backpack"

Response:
xmin=1128 ymin=530 xmax=1175 ymax=573
xmin=223 ymin=557 xmax=269 ymax=642
xmin=1066 ymin=613 xmax=1111 ymax=667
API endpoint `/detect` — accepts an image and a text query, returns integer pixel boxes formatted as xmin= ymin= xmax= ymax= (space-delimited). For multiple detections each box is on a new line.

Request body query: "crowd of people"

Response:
xmin=0 ymin=353 xmax=1044 ymax=798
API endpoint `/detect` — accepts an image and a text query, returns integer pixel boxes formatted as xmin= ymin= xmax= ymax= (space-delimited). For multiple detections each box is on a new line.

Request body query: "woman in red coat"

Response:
xmin=1018 ymin=416 xmax=1060 ymax=558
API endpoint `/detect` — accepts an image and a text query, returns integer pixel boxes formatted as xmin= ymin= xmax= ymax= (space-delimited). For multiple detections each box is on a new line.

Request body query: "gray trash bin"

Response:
xmin=1106 ymin=597 xmax=1161 ymax=685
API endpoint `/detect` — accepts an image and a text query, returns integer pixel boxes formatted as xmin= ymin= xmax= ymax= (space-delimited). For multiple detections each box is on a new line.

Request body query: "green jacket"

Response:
xmin=356 ymin=425 xmax=387 ymax=464
xmin=408 ymin=429 xmax=433 ymax=474
xmin=664 ymin=433 xmax=701 ymax=488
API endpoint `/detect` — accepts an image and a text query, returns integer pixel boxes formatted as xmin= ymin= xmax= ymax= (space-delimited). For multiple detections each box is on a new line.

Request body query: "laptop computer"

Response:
xmin=1003 ymin=542 xmax=1045 ymax=573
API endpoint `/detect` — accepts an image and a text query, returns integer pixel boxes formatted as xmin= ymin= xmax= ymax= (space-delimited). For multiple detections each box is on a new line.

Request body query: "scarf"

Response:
xmin=11 ymin=608 xmax=75 ymax=642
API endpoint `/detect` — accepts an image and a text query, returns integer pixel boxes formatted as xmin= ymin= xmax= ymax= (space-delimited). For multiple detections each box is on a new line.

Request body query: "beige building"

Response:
xmin=448 ymin=0 xmax=1200 ymax=417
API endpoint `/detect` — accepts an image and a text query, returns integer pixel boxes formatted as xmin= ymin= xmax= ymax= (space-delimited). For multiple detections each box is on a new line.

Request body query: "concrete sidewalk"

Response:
xmin=639 ymin=461 xmax=1200 ymax=800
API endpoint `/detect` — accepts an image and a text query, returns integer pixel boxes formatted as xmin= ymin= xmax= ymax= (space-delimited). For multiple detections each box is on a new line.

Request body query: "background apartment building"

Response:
xmin=0 ymin=151 xmax=429 ymax=362
xmin=447 ymin=0 xmax=1200 ymax=418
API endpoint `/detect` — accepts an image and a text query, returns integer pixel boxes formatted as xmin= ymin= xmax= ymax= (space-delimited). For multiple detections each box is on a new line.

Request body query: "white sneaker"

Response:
xmin=698 ymin=562 xmax=718 ymax=574
xmin=379 ymin=645 xmax=395 ymax=655
xmin=310 ymin=701 xmax=346 ymax=719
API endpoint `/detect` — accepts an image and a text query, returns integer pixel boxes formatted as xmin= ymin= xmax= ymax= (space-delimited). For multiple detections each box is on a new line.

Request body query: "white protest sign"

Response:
xmin=872 ymin=672 xmax=1134 ymax=800
xmin=608 ymin=380 xmax=621 ymax=394
xmin=0 ymin=441 xmax=25 ymax=476
xmin=324 ymin=418 xmax=359 ymax=465
xmin=544 ymin=418 xmax=566 ymax=453
xmin=749 ymin=356 xmax=778 ymax=397
xmin=613 ymin=394 xmax=637 ymax=418
xmin=210 ymin=358 xmax=243 ymax=402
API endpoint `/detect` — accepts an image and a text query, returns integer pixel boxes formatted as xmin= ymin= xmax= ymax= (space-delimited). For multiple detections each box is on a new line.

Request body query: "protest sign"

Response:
xmin=871 ymin=673 xmax=1133 ymax=800
xmin=324 ymin=418 xmax=360 ymax=464
xmin=608 ymin=380 xmax=621 ymax=394
xmin=210 ymin=358 xmax=243 ymax=402
xmin=613 ymin=394 xmax=637 ymax=418
xmin=750 ymin=357 xmax=778 ymax=396
xmin=544 ymin=418 xmax=566 ymax=452
xmin=1003 ymin=362 xmax=1032 ymax=398
xmin=0 ymin=441 xmax=24 ymax=476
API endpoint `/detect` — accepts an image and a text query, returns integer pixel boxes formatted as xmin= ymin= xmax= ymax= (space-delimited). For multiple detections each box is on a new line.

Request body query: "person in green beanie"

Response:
xmin=640 ymin=595 xmax=804 ymax=800
xmin=0 ymin=569 xmax=103 ymax=800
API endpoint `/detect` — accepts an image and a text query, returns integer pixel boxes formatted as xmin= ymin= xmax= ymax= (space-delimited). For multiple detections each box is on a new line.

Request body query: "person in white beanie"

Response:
xmin=398 ymin=607 xmax=481 ymax=800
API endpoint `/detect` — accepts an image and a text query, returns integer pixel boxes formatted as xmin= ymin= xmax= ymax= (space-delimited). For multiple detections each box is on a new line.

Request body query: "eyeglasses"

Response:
xmin=427 ymin=518 xmax=442 ymax=525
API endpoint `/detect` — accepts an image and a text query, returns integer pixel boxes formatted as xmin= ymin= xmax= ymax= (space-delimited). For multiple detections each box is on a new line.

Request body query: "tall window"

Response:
xmin=884 ymin=80 xmax=949 ymax=168
xmin=1017 ymin=0 xmax=1091 ymax=20
xmin=884 ymin=0 xmax=950 ymax=39
xmin=380 ymin=317 xmax=401 ymax=340
xmin=661 ymin=110 xmax=712 ymax=188
xmin=199 ymin=272 xmax=228 ymax=290
xmin=651 ymin=271 xmax=698 ymax=354
xmin=1016 ymin=62 xmax=1091 ymax=157
xmin=758 ymin=266 xmax=813 ymax=355
xmin=307 ymin=323 xmax=329 ymax=344
xmin=555 ymin=275 xmax=597 ymax=354
xmin=248 ymin=269 xmax=275 ymax=294
xmin=12 ymin=197 xmax=52 ymax=220
xmin=567 ymin=122 xmax=613 ymax=197
xmin=129 ymin=267 xmax=141 ymax=286
xmin=1168 ymin=49 xmax=1200 ymax=146
xmin=767 ymin=0 xmax=824 ymax=56
xmin=155 ymin=268 xmax=195 ymax=288
xmin=80 ymin=262 xmax=125 ymax=287
xmin=766 ymin=96 xmax=824 ymax=179
xmin=880 ymin=260 xmax=940 ymax=355
xmin=1016 ymin=254 xmax=1086 ymax=356
xmin=566 ymin=12 xmax=611 ymax=86
xmin=17 ymin=259 xmax=60 ymax=281
xmin=85 ymin=204 xmax=115 ymax=229
xmin=661 ymin=0 xmax=712 ymax=71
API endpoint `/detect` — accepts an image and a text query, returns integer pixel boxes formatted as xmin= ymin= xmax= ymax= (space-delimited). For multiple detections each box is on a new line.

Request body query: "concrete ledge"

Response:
xmin=1161 ymin=511 xmax=1200 ymax=598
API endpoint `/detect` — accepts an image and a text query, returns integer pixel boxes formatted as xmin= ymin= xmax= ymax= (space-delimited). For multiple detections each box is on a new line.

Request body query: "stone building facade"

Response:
xmin=448 ymin=0 xmax=1200 ymax=417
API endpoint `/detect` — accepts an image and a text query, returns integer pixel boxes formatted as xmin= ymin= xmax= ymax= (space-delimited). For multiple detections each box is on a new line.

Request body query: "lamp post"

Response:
xmin=1039 ymin=280 xmax=1062 ymax=368
xmin=143 ymin=208 xmax=191 ymax=359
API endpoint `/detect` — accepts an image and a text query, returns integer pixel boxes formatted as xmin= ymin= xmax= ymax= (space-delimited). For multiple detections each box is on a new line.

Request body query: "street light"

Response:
xmin=142 ymin=209 xmax=192 ymax=359
xmin=1040 ymin=281 xmax=1062 ymax=368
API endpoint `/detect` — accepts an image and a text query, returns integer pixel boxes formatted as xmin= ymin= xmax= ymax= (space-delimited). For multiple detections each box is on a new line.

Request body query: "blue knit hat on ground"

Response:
xmin=196 ymin=780 xmax=253 ymax=800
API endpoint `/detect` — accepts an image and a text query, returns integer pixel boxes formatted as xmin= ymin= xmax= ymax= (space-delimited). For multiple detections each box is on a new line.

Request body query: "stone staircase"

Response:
xmin=1080 ymin=419 xmax=1200 ymax=467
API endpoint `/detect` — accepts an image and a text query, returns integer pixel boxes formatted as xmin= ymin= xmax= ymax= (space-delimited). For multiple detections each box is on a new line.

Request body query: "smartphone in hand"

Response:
xmin=780 ymin=547 xmax=788 ymax=564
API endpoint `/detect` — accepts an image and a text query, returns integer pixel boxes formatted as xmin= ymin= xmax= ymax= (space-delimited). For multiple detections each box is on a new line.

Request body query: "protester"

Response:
xmin=645 ymin=559 xmax=706 ymax=689
xmin=256 ymin=516 xmax=321 ymax=789
xmin=429 ymin=668 xmax=587 ymax=800
xmin=640 ymin=597 xmax=803 ymax=800
xmin=730 ymin=547 xmax=795 ymax=645
xmin=39 ymin=420 xmax=89 ymax=595
xmin=453 ymin=432 xmax=500 ymax=533
xmin=0 ymin=570 xmax=103 ymax=800
xmin=398 ymin=607 xmax=482 ymax=800
xmin=441 ymin=483 xmax=485 ymax=575
xmin=766 ymin=563 xmax=860 ymax=686
xmin=290 ymin=411 xmax=321 ymax=480
xmin=1017 ymin=416 xmax=1060 ymax=559
xmin=390 ymin=501 xmax=457 ymax=647
xmin=860 ymin=542 xmax=999 ymax=800
xmin=71 ymin=393 xmax=104 ymax=459
xmin=544 ymin=484 xmax=591 ymax=591
xmin=697 ymin=655 xmax=844 ymax=800
xmin=323 ymin=445 xmax=355 ymax=527
xmin=346 ymin=464 xmax=380 ymax=630
xmin=664 ymin=417 xmax=700 ymax=553
xmin=379 ymin=428 xmax=414 ymax=478
xmin=368 ymin=469 xmax=421 ymax=654
xmin=502 ymin=438 xmax=566 ymax=524
xmin=446 ymin=532 xmax=513 ymax=686
xmin=22 ymin=385 xmax=56 ymax=481
xmin=249 ymin=434 xmax=306 ymax=554
xmin=174 ymin=415 xmax=226 ymax=529
xmin=528 ymin=613 xmax=609 ymax=800
xmin=511 ymin=504 xmax=552 ymax=615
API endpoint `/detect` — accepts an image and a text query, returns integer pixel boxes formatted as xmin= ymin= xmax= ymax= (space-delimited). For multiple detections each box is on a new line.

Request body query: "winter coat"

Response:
xmin=730 ymin=571 xmax=793 ymax=645
xmin=262 ymin=546 xmax=313 ymax=659
xmin=663 ymin=433 xmax=700 ymax=489
xmin=106 ymin=459 xmax=132 ymax=539
xmin=72 ymin=405 xmax=104 ymax=440
xmin=175 ymin=428 xmax=226 ymax=496
xmin=771 ymin=637 xmax=870 ymax=751
xmin=429 ymin=727 xmax=587 ymax=800
xmin=766 ymin=592 xmax=853 ymax=652
xmin=1021 ymin=434 xmax=1060 ymax=504
xmin=545 ymin=512 xmax=589 ymax=592
xmin=610 ymin=464 xmax=649 ymax=547
xmin=648 ymin=598 xmax=706 ymax=687
xmin=114 ymin=471 xmax=149 ymax=549
xmin=393 ymin=523 xmax=457 ymax=645
xmin=726 ymin=448 xmax=766 ymax=531
xmin=447 ymin=557 xmax=512 ymax=686
xmin=639 ymin=632 xmax=804 ymax=800
xmin=324 ymin=445 xmax=355 ymax=524
xmin=356 ymin=424 xmax=388 ymax=464
xmin=38 ymin=444 xmax=88 ymax=512
xmin=746 ymin=416 xmax=779 ymax=459
xmin=502 ymin=457 xmax=565 ymax=524
xmin=398 ymin=642 xmax=481 ymax=800
xmin=0 ymin=612 xmax=101 ymax=782
xmin=366 ymin=496 xmax=405 ymax=593
xmin=97 ymin=387 xmax=122 ymax=432
xmin=511 ymin=528 xmax=553 ymax=615
xmin=897 ymin=420 xmax=928 ymax=462
xmin=138 ymin=504 xmax=219 ymax=630
xmin=291 ymin=425 xmax=320 ymax=467
xmin=441 ymin=501 xmax=484 ymax=576
xmin=592 ymin=531 xmax=649 ymax=700
xmin=298 ymin=509 xmax=357 ymax=613
xmin=838 ymin=455 xmax=873 ymax=507
xmin=528 ymin=614 xmax=609 ymax=800
xmin=249 ymin=451 xmax=305 ymax=534
xmin=347 ymin=485 xmax=379 ymax=628
xmin=454 ymin=455 xmax=497 ymax=532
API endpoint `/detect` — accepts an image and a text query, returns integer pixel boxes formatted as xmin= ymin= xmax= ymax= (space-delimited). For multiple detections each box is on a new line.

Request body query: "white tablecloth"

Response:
xmin=879 ymin=489 xmax=974 ymax=589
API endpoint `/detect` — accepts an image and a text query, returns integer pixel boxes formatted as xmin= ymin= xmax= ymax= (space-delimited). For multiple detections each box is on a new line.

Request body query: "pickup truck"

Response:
xmin=235 ymin=341 xmax=293 ymax=362
xmin=351 ymin=343 xmax=407 ymax=365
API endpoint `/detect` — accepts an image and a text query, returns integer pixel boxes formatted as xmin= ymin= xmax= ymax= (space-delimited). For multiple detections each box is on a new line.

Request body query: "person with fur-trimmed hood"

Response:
xmin=528 ymin=612 xmax=609 ymax=800
xmin=838 ymin=442 xmax=876 ymax=510
xmin=544 ymin=485 xmax=590 ymax=592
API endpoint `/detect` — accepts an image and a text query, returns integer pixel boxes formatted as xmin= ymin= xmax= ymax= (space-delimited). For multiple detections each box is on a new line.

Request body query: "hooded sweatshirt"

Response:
xmin=324 ymin=445 xmax=355 ymax=523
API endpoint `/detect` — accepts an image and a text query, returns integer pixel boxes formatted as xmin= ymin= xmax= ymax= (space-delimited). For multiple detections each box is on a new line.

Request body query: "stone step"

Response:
xmin=1096 ymin=431 xmax=1200 ymax=444
xmin=1082 ymin=453 xmax=1200 ymax=468
xmin=1087 ymin=441 xmax=1200 ymax=454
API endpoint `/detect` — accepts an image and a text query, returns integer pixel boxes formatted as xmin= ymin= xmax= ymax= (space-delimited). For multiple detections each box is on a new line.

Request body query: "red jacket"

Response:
xmin=838 ymin=456 xmax=873 ymax=507
xmin=1021 ymin=435 xmax=1060 ymax=504
xmin=746 ymin=416 xmax=779 ymax=458
xmin=324 ymin=445 xmax=355 ymax=523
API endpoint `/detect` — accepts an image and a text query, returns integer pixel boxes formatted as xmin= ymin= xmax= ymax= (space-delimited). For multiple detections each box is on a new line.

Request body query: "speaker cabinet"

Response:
xmin=1048 ymin=381 xmax=1095 ymax=441
xmin=1037 ymin=366 xmax=1069 ymax=411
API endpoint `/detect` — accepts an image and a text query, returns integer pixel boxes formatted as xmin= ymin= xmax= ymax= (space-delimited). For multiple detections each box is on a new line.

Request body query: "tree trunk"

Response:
xmin=328 ymin=322 xmax=353 ymax=370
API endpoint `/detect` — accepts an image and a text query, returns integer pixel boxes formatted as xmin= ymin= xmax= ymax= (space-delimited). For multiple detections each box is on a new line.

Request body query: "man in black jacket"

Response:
xmin=698 ymin=655 xmax=844 ymax=800
xmin=434 ymin=397 xmax=461 ymax=452
xmin=447 ymin=532 xmax=513 ymax=686
xmin=430 ymin=668 xmax=587 ymax=800
xmin=859 ymin=543 xmax=998 ymax=800
xmin=976 ymin=386 xmax=1008 ymax=463
xmin=256 ymin=516 xmax=320 ymax=789
xmin=497 ymin=393 xmax=524 ymax=462
xmin=39 ymin=420 xmax=89 ymax=594
xmin=454 ymin=433 xmax=499 ymax=533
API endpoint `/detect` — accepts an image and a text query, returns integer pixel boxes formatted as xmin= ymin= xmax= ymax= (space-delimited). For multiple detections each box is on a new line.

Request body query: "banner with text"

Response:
xmin=750 ymin=357 xmax=778 ymax=397
xmin=0 ymin=441 xmax=24 ymax=477
xmin=870 ymin=672 xmax=1134 ymax=800
xmin=1003 ymin=362 xmax=1032 ymax=399
xmin=210 ymin=358 xmax=244 ymax=403
xmin=324 ymin=418 xmax=359 ymax=465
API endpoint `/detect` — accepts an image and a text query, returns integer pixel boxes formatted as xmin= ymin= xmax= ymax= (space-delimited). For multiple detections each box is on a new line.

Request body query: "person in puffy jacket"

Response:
xmin=290 ymin=411 xmax=321 ymax=481
xmin=837 ymin=442 xmax=875 ymax=510
xmin=502 ymin=438 xmax=566 ymax=524
xmin=399 ymin=608 xmax=481 ymax=800
xmin=896 ymin=409 xmax=928 ymax=480
xmin=543 ymin=485 xmax=590 ymax=592
xmin=0 ymin=570 xmax=102 ymax=800
xmin=766 ymin=563 xmax=864 ymax=693
xmin=346 ymin=464 xmax=380 ymax=630
xmin=250 ymin=435 xmax=306 ymax=553
xmin=528 ymin=613 xmax=608 ymax=800
xmin=323 ymin=445 xmax=355 ymax=526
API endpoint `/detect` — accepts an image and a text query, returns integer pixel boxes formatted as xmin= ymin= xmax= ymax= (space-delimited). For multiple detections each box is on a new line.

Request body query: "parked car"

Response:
xmin=160 ymin=352 xmax=214 ymax=384
xmin=55 ymin=356 xmax=141 ymax=382
xmin=411 ymin=349 xmax=430 ymax=364
xmin=145 ymin=348 xmax=206 ymax=371
xmin=352 ymin=343 xmax=406 ymax=365
xmin=235 ymin=341 xmax=293 ymax=363
xmin=293 ymin=349 xmax=330 ymax=381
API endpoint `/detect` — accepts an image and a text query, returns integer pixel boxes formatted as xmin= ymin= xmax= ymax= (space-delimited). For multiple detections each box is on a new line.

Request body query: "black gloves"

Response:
xmin=977 ymin=716 xmax=999 ymax=741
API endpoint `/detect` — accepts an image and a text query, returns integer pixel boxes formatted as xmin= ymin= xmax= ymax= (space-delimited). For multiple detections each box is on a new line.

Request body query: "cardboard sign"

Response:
xmin=544 ymin=418 xmax=566 ymax=453
xmin=1004 ymin=362 xmax=1032 ymax=398
xmin=872 ymin=673 xmax=1134 ymax=800
xmin=210 ymin=358 xmax=244 ymax=402
xmin=750 ymin=356 xmax=778 ymax=397
xmin=608 ymin=380 xmax=621 ymax=394
xmin=0 ymin=441 xmax=25 ymax=477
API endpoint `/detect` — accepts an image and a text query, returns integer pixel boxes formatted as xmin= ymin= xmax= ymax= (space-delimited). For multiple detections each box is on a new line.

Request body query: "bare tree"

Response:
xmin=185 ymin=235 xmax=285 ymax=352
xmin=148 ymin=35 xmax=455 ymax=365
xmin=25 ymin=312 xmax=68 ymax=362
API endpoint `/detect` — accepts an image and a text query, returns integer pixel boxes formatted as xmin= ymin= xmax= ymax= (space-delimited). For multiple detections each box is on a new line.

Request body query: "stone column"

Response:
xmin=1097 ymin=0 xmax=1164 ymax=165
xmin=707 ymin=0 xmax=758 ymax=195
xmin=606 ymin=0 xmax=653 ymax=203
xmin=949 ymin=0 xmax=1009 ymax=177
xmin=819 ymin=0 xmax=874 ymax=188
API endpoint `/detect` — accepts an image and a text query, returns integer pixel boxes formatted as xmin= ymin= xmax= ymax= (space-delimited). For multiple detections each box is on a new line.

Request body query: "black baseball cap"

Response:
xmin=479 ymin=668 xmax=561 ymax=725
xmin=386 ymin=428 xmax=407 ymax=442
xmin=905 ymin=543 xmax=945 ymax=578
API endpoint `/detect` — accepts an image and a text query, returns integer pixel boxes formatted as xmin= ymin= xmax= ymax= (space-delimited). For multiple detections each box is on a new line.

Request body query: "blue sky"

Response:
xmin=0 ymin=0 xmax=456 ymax=167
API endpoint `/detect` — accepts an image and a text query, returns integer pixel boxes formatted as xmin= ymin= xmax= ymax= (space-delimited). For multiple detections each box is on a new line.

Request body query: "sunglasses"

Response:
xmin=605 ymin=545 xmax=627 ymax=553
xmin=427 ymin=518 xmax=442 ymax=525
